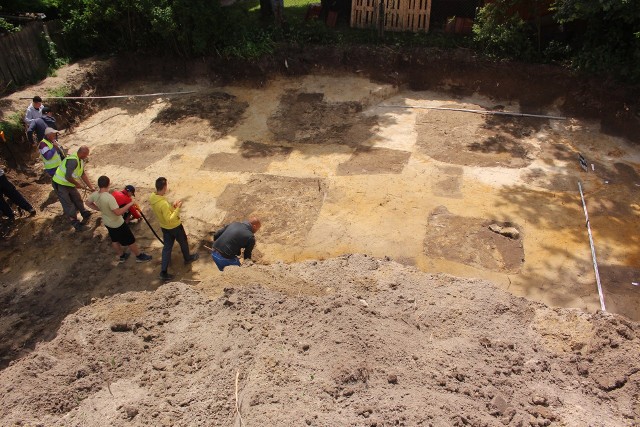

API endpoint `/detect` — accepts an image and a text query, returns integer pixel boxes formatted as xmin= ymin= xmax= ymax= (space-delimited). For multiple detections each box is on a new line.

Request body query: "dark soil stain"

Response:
xmin=424 ymin=206 xmax=524 ymax=273
xmin=415 ymin=108 xmax=536 ymax=168
xmin=144 ymin=92 xmax=248 ymax=141
xmin=336 ymin=147 xmax=411 ymax=176
xmin=267 ymin=91 xmax=378 ymax=145
xmin=91 ymin=139 xmax=173 ymax=168
xmin=432 ymin=165 xmax=463 ymax=198
xmin=201 ymin=141 xmax=292 ymax=173
xmin=215 ymin=174 xmax=327 ymax=245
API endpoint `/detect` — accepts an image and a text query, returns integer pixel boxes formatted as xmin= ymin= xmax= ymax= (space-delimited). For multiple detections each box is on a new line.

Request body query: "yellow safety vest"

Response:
xmin=52 ymin=154 xmax=84 ymax=187
xmin=39 ymin=138 xmax=62 ymax=171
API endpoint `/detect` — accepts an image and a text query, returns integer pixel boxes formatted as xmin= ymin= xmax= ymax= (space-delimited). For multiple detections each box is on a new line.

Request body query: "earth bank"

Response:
xmin=0 ymin=255 xmax=638 ymax=426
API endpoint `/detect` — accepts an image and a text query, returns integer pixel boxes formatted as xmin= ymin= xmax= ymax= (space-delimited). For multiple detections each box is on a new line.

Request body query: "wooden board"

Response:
xmin=351 ymin=0 xmax=431 ymax=32
xmin=0 ymin=22 xmax=49 ymax=89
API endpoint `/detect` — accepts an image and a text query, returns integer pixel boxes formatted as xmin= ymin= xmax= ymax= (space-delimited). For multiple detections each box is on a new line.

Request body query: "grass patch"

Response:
xmin=47 ymin=85 xmax=71 ymax=98
xmin=0 ymin=112 xmax=26 ymax=145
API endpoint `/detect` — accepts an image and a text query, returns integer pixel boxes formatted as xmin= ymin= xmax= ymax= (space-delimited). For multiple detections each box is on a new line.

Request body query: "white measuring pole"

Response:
xmin=20 ymin=90 xmax=196 ymax=100
xmin=578 ymin=181 xmax=606 ymax=312
xmin=379 ymin=105 xmax=567 ymax=120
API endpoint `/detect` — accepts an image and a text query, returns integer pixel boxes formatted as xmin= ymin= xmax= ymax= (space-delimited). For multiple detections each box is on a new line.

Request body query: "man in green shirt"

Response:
xmin=87 ymin=175 xmax=152 ymax=264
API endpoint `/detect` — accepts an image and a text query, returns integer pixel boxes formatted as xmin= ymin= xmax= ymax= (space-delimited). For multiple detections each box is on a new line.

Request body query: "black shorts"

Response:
xmin=106 ymin=222 xmax=136 ymax=246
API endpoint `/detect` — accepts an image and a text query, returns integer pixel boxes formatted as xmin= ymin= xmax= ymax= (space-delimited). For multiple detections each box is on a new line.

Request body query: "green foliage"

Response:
xmin=45 ymin=0 xmax=639 ymax=84
xmin=0 ymin=112 xmax=27 ymax=146
xmin=0 ymin=17 xmax=19 ymax=34
xmin=2 ymin=0 xmax=58 ymax=13
xmin=53 ymin=0 xmax=227 ymax=57
xmin=552 ymin=0 xmax=640 ymax=82
xmin=472 ymin=0 xmax=535 ymax=60
xmin=51 ymin=0 xmax=467 ymax=59
xmin=542 ymin=40 xmax=572 ymax=63
xmin=38 ymin=32 xmax=68 ymax=75
xmin=47 ymin=85 xmax=70 ymax=98
xmin=221 ymin=30 xmax=275 ymax=59
xmin=0 ymin=6 xmax=19 ymax=34
xmin=46 ymin=85 xmax=71 ymax=105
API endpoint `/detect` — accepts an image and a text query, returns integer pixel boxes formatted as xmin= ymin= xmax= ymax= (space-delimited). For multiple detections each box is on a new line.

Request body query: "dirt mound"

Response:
xmin=0 ymin=255 xmax=637 ymax=426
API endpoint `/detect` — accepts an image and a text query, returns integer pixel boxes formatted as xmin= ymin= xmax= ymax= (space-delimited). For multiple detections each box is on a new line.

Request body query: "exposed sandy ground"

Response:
xmin=40 ymin=73 xmax=640 ymax=323
xmin=0 ymin=255 xmax=638 ymax=426
xmin=1 ymin=54 xmax=640 ymax=425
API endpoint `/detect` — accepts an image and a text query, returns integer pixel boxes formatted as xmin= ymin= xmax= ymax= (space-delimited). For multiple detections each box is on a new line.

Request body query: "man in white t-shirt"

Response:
xmin=24 ymin=96 xmax=45 ymax=126
xmin=86 ymin=175 xmax=152 ymax=264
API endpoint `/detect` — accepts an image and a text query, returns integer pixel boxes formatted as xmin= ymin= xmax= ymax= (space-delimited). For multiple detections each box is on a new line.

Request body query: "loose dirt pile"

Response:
xmin=1 ymin=255 xmax=637 ymax=426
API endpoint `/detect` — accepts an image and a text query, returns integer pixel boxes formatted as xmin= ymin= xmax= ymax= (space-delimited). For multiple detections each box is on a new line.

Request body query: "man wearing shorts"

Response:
xmin=87 ymin=175 xmax=152 ymax=264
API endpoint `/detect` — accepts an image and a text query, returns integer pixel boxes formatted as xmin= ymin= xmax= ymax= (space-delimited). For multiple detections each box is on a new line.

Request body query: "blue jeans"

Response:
xmin=161 ymin=224 xmax=190 ymax=273
xmin=211 ymin=250 xmax=240 ymax=271
xmin=0 ymin=174 xmax=34 ymax=218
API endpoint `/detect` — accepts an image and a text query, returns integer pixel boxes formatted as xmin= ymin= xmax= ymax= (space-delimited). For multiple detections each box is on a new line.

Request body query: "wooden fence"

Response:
xmin=351 ymin=0 xmax=432 ymax=32
xmin=0 ymin=21 xmax=53 ymax=91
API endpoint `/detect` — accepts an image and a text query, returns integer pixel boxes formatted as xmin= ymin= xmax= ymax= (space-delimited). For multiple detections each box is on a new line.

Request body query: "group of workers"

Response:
xmin=0 ymin=95 xmax=262 ymax=279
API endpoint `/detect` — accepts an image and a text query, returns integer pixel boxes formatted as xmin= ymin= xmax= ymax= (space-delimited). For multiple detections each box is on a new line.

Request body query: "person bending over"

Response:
xmin=211 ymin=217 xmax=261 ymax=271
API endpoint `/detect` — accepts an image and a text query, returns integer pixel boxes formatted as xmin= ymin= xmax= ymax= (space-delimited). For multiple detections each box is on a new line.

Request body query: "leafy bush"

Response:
xmin=0 ymin=17 xmax=19 ymax=34
xmin=472 ymin=0 xmax=535 ymax=60
xmin=221 ymin=30 xmax=275 ymax=59
xmin=0 ymin=5 xmax=19 ymax=34
xmin=553 ymin=0 xmax=640 ymax=83
xmin=0 ymin=112 xmax=27 ymax=146
xmin=53 ymin=0 xmax=228 ymax=57
xmin=38 ymin=32 xmax=68 ymax=75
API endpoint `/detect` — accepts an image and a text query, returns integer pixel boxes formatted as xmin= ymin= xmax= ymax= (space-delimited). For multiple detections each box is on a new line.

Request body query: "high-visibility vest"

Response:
xmin=52 ymin=154 xmax=84 ymax=187
xmin=39 ymin=138 xmax=61 ymax=171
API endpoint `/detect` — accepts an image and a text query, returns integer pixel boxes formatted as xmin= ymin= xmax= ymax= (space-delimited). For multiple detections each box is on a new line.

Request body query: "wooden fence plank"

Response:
xmin=351 ymin=0 xmax=431 ymax=32
xmin=0 ymin=21 xmax=49 ymax=89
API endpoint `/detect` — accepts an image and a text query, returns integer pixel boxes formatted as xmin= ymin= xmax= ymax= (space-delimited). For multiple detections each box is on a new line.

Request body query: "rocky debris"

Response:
xmin=489 ymin=223 xmax=520 ymax=239
xmin=0 ymin=255 xmax=637 ymax=426
xmin=121 ymin=405 xmax=138 ymax=420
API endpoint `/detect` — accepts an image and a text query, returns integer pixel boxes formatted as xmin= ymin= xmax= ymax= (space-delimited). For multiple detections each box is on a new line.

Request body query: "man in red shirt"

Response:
xmin=112 ymin=185 xmax=142 ymax=223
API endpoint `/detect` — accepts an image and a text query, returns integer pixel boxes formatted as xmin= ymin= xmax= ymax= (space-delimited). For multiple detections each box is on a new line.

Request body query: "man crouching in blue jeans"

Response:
xmin=211 ymin=217 xmax=261 ymax=271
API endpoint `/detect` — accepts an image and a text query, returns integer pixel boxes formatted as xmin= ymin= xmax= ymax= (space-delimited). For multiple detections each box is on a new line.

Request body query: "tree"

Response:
xmin=472 ymin=0 xmax=535 ymax=60
xmin=52 ymin=0 xmax=226 ymax=57
xmin=552 ymin=0 xmax=640 ymax=82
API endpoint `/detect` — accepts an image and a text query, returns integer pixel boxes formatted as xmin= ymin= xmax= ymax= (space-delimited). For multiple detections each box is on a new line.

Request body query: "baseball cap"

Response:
xmin=42 ymin=106 xmax=51 ymax=114
xmin=44 ymin=127 xmax=58 ymax=135
xmin=124 ymin=185 xmax=136 ymax=195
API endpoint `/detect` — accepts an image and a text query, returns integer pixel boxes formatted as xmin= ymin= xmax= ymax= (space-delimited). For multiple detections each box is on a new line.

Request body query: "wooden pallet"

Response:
xmin=351 ymin=0 xmax=431 ymax=32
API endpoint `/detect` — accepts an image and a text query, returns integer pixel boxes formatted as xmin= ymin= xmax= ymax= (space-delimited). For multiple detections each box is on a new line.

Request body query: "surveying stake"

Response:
xmin=578 ymin=153 xmax=589 ymax=172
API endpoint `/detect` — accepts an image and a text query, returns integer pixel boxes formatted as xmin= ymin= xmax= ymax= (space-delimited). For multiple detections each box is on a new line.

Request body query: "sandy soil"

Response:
xmin=0 ymin=256 xmax=638 ymax=426
xmin=1 ymin=51 xmax=640 ymax=424
xmin=37 ymin=72 xmax=638 ymax=322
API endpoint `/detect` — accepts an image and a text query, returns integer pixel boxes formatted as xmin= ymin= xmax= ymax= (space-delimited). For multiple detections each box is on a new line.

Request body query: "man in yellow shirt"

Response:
xmin=149 ymin=177 xmax=199 ymax=280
